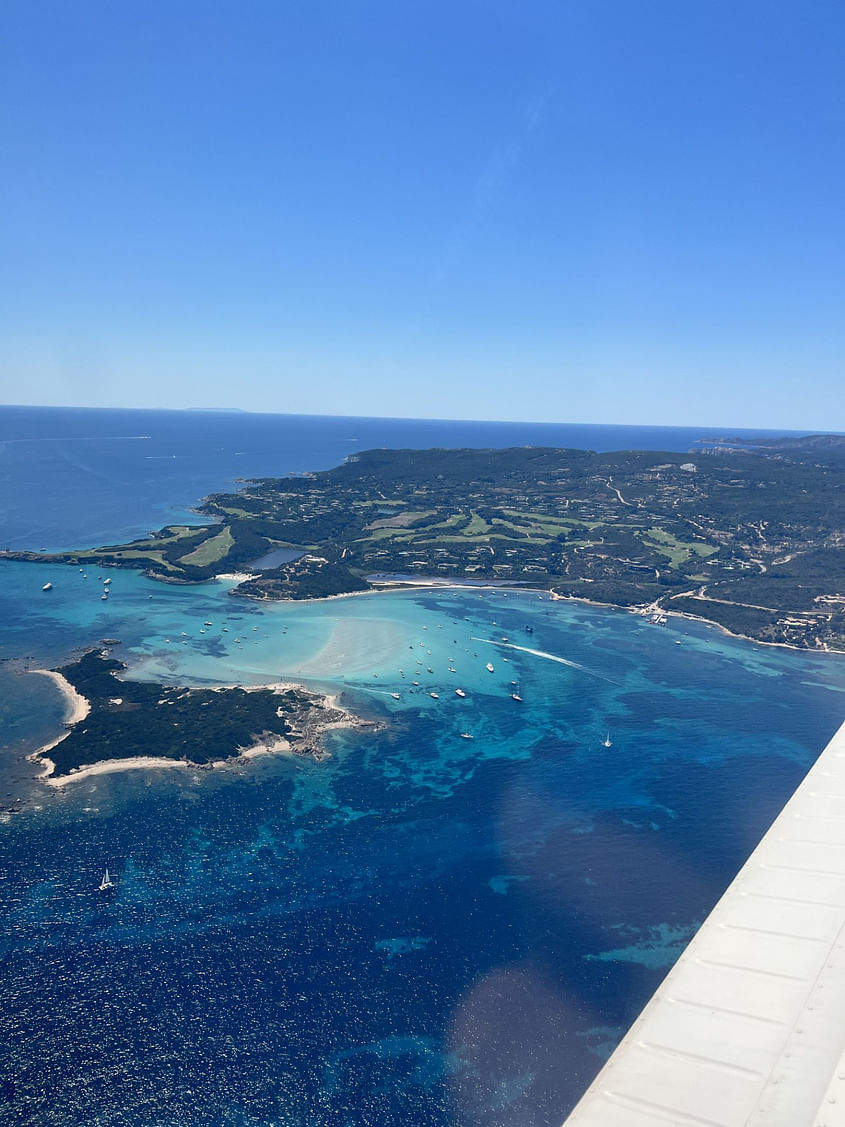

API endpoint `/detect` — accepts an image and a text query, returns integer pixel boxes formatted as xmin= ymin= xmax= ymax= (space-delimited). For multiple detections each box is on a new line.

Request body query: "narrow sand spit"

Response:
xmin=43 ymin=756 xmax=190 ymax=787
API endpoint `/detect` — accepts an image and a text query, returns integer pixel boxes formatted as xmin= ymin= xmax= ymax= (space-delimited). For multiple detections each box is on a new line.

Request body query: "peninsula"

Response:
xmin=31 ymin=649 xmax=361 ymax=783
xmin=7 ymin=437 xmax=845 ymax=651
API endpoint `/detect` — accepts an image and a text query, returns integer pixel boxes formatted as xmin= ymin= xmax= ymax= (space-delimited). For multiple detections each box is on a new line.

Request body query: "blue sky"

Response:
xmin=1 ymin=0 xmax=843 ymax=428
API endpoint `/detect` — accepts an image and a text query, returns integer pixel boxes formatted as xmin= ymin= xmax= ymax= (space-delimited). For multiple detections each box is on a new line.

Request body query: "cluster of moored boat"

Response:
xmin=43 ymin=571 xmax=114 ymax=600
xmin=382 ymin=631 xmax=534 ymax=743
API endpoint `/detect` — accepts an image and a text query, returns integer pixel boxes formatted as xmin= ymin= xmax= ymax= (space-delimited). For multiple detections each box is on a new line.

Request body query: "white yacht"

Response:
xmin=42 ymin=582 xmax=52 ymax=591
xmin=486 ymin=662 xmax=494 ymax=673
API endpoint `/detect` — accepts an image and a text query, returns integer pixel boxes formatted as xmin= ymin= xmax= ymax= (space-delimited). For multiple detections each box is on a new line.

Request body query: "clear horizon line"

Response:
xmin=0 ymin=402 xmax=840 ymax=438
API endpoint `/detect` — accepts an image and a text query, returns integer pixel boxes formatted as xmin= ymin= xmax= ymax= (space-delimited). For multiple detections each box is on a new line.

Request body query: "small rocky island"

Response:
xmin=33 ymin=649 xmax=361 ymax=784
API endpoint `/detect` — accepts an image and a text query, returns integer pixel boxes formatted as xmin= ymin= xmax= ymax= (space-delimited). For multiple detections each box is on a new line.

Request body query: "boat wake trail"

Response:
xmin=471 ymin=638 xmax=618 ymax=684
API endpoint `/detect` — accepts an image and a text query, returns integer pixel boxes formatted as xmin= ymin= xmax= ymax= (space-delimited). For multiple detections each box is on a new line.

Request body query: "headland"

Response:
xmin=5 ymin=437 xmax=845 ymax=651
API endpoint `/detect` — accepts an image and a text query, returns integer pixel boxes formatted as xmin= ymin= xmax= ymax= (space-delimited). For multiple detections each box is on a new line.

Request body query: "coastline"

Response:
xmin=43 ymin=756 xmax=191 ymax=788
xmin=27 ymin=667 xmax=369 ymax=788
xmin=21 ymin=576 xmax=841 ymax=789
xmin=548 ymin=591 xmax=845 ymax=656
xmin=228 ymin=571 xmax=524 ymax=605
xmin=232 ymin=574 xmax=845 ymax=657
xmin=31 ymin=668 xmax=90 ymax=725
xmin=26 ymin=669 xmax=92 ymax=781
xmin=13 ymin=540 xmax=840 ymax=654
xmin=215 ymin=571 xmax=258 ymax=584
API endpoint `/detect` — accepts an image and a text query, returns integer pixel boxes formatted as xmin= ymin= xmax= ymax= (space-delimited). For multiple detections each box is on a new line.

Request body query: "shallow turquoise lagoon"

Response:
xmin=2 ymin=406 xmax=844 ymax=1125
xmin=2 ymin=559 xmax=845 ymax=1124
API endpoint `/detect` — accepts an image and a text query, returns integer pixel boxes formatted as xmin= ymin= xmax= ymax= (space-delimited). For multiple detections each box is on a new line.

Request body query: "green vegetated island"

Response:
xmin=8 ymin=435 xmax=845 ymax=652
xmin=35 ymin=649 xmax=361 ymax=782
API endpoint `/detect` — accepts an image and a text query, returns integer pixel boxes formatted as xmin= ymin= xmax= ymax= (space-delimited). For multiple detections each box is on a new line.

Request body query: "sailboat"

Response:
xmin=511 ymin=682 xmax=522 ymax=702
xmin=603 ymin=732 xmax=612 ymax=748
xmin=98 ymin=868 xmax=115 ymax=891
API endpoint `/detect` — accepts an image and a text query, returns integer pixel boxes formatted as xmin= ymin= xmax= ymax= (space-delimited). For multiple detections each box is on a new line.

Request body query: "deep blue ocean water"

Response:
xmin=0 ymin=405 xmax=813 ymax=552
xmin=1 ymin=407 xmax=844 ymax=1126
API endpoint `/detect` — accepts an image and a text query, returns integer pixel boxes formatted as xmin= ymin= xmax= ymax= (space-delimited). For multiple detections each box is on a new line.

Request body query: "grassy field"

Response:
xmin=425 ymin=513 xmax=466 ymax=531
xmin=364 ymin=509 xmax=436 ymax=530
xmin=106 ymin=550 xmax=180 ymax=571
xmin=178 ymin=527 xmax=234 ymax=566
xmin=643 ymin=527 xmax=718 ymax=567
xmin=500 ymin=509 xmax=601 ymax=534
xmin=74 ymin=526 xmax=202 ymax=557
xmin=360 ymin=527 xmax=418 ymax=542
xmin=69 ymin=526 xmax=204 ymax=571
xmin=212 ymin=504 xmax=255 ymax=519
xmin=353 ymin=499 xmax=409 ymax=508
xmin=464 ymin=511 xmax=490 ymax=535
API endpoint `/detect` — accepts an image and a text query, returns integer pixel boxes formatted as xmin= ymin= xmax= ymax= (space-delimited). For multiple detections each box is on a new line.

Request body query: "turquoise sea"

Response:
xmin=1 ymin=407 xmax=843 ymax=1126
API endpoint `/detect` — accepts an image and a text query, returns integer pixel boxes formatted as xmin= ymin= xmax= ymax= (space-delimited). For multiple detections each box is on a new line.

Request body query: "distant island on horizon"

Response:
xmin=6 ymin=434 xmax=845 ymax=652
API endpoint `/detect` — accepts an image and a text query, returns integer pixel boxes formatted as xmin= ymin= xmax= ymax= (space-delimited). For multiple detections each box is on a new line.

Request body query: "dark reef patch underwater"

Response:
xmin=1 ymin=407 xmax=843 ymax=1126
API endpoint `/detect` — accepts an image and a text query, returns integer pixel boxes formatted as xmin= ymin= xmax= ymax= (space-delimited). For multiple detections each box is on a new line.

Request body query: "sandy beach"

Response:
xmin=216 ymin=571 xmax=258 ymax=584
xmin=26 ymin=669 xmax=92 ymax=779
xmin=31 ymin=668 xmax=90 ymax=725
xmin=27 ymin=666 xmax=365 ymax=787
xmin=234 ymin=568 xmax=844 ymax=656
xmin=43 ymin=756 xmax=191 ymax=788
xmin=26 ymin=669 xmax=167 ymax=787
